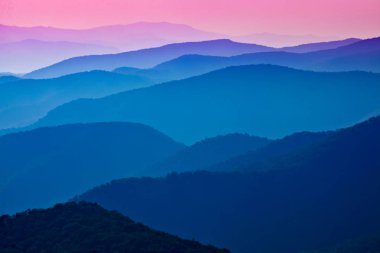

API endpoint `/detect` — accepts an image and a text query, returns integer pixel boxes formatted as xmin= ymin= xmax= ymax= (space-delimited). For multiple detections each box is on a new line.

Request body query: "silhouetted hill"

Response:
xmin=25 ymin=39 xmax=274 ymax=79
xmin=150 ymin=133 xmax=271 ymax=175
xmin=0 ymin=122 xmax=184 ymax=214
xmin=31 ymin=65 xmax=380 ymax=143
xmin=0 ymin=70 xmax=151 ymax=130
xmin=78 ymin=117 xmax=380 ymax=253
xmin=209 ymin=131 xmax=334 ymax=172
xmin=0 ymin=202 xmax=229 ymax=253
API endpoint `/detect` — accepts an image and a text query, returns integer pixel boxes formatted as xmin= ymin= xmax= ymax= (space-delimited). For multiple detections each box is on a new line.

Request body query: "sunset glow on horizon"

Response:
xmin=1 ymin=0 xmax=380 ymax=38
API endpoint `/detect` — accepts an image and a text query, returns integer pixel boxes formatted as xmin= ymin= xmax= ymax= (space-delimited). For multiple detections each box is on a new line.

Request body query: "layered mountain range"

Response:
xmin=0 ymin=22 xmax=359 ymax=74
xmin=0 ymin=21 xmax=379 ymax=253
xmin=0 ymin=36 xmax=378 ymax=132
xmin=24 ymin=37 xmax=368 ymax=79
xmin=26 ymin=64 xmax=380 ymax=143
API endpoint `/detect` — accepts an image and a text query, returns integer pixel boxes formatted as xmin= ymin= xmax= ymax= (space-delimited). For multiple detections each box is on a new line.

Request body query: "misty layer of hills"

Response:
xmin=0 ymin=22 xmax=345 ymax=74
xmin=0 ymin=71 xmax=151 ymax=129
xmin=0 ymin=22 xmax=223 ymax=73
xmin=117 ymin=37 xmax=380 ymax=83
xmin=24 ymin=37 xmax=368 ymax=79
xmin=0 ymin=39 xmax=118 ymax=73
xmin=0 ymin=22 xmax=224 ymax=52
xmin=1 ymin=115 xmax=379 ymax=253
xmin=30 ymin=64 xmax=380 ymax=143
xmin=0 ymin=202 xmax=229 ymax=253
xmin=0 ymin=116 xmax=378 ymax=253
xmin=24 ymin=39 xmax=275 ymax=79
xmin=0 ymin=37 xmax=378 ymax=132
xmin=77 ymin=117 xmax=380 ymax=253
xmin=0 ymin=122 xmax=184 ymax=214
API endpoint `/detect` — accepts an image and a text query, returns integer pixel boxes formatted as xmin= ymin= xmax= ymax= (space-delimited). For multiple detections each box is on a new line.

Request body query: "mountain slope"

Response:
xmin=32 ymin=65 xmax=380 ymax=143
xmin=78 ymin=117 xmax=380 ymax=253
xmin=0 ymin=202 xmax=229 ymax=253
xmin=25 ymin=39 xmax=275 ymax=79
xmin=209 ymin=131 xmax=334 ymax=172
xmin=150 ymin=133 xmax=271 ymax=175
xmin=0 ymin=71 xmax=151 ymax=130
xmin=0 ymin=122 xmax=184 ymax=214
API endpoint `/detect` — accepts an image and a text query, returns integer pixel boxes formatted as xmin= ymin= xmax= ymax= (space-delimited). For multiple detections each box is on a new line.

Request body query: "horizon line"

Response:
xmin=0 ymin=21 xmax=366 ymax=39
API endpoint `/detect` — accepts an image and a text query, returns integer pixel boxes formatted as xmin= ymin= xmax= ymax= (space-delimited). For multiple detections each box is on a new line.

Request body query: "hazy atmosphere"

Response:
xmin=0 ymin=1 xmax=380 ymax=253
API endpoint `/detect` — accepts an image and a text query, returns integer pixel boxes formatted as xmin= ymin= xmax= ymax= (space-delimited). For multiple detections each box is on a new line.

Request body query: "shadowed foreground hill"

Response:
xmin=78 ymin=117 xmax=380 ymax=253
xmin=33 ymin=65 xmax=380 ymax=143
xmin=0 ymin=122 xmax=184 ymax=214
xmin=0 ymin=202 xmax=229 ymax=253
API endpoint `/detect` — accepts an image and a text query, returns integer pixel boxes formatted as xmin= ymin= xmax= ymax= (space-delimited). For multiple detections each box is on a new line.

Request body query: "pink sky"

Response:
xmin=1 ymin=0 xmax=379 ymax=38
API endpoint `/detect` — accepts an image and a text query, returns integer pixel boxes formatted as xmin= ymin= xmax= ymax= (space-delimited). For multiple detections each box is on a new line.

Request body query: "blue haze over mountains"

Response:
xmin=121 ymin=37 xmax=380 ymax=83
xmin=0 ymin=71 xmax=151 ymax=129
xmin=29 ymin=64 xmax=380 ymax=143
xmin=0 ymin=122 xmax=184 ymax=214
xmin=1 ymin=37 xmax=378 ymax=132
xmin=25 ymin=37 xmax=364 ymax=79
xmin=0 ymin=26 xmax=380 ymax=253
xmin=24 ymin=39 xmax=274 ymax=79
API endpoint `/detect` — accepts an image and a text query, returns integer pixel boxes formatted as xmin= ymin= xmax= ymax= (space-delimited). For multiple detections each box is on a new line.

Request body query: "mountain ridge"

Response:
xmin=150 ymin=133 xmax=271 ymax=175
xmin=24 ymin=39 xmax=275 ymax=79
xmin=0 ymin=122 xmax=185 ymax=214
xmin=137 ymin=36 xmax=380 ymax=83
xmin=0 ymin=70 xmax=151 ymax=130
